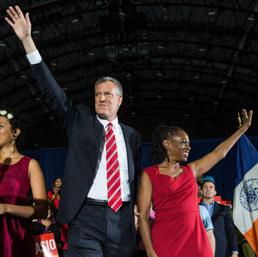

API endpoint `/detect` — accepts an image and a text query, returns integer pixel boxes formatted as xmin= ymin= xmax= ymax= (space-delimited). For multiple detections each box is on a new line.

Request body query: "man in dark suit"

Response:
xmin=200 ymin=176 xmax=239 ymax=257
xmin=6 ymin=6 xmax=141 ymax=257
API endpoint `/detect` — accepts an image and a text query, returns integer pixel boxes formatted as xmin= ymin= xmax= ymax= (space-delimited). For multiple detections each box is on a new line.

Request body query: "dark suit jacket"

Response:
xmin=211 ymin=202 xmax=238 ymax=257
xmin=30 ymin=61 xmax=141 ymax=229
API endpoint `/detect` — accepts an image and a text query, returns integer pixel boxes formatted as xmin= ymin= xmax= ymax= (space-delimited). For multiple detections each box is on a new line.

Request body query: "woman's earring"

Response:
xmin=11 ymin=135 xmax=16 ymax=153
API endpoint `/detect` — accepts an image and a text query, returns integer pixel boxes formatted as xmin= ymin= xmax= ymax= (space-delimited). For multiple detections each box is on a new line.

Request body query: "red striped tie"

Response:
xmin=106 ymin=123 xmax=122 ymax=212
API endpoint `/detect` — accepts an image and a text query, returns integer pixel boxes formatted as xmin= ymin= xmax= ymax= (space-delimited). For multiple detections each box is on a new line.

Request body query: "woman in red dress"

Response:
xmin=0 ymin=109 xmax=48 ymax=257
xmin=138 ymin=109 xmax=252 ymax=257
xmin=47 ymin=177 xmax=62 ymax=209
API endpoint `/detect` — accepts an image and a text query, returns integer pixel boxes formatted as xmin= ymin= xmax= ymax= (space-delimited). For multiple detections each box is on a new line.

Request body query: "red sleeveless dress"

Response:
xmin=0 ymin=156 xmax=35 ymax=257
xmin=144 ymin=164 xmax=213 ymax=257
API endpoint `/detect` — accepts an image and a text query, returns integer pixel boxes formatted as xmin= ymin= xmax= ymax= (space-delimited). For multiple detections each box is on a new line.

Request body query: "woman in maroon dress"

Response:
xmin=0 ymin=109 xmax=48 ymax=257
xmin=138 ymin=109 xmax=252 ymax=257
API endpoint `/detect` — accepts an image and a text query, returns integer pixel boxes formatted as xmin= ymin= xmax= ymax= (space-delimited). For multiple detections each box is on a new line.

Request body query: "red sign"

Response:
xmin=35 ymin=233 xmax=59 ymax=257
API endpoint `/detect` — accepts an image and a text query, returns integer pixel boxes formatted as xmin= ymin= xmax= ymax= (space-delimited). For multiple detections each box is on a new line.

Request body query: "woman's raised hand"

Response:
xmin=239 ymin=109 xmax=253 ymax=132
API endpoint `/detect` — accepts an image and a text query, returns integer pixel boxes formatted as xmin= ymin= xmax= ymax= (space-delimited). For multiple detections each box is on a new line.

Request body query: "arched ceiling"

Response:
xmin=0 ymin=0 xmax=258 ymax=147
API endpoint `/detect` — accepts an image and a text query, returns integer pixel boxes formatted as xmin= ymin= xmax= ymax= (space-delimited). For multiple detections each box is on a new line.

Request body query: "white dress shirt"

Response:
xmin=26 ymin=50 xmax=42 ymax=64
xmin=88 ymin=117 xmax=130 ymax=201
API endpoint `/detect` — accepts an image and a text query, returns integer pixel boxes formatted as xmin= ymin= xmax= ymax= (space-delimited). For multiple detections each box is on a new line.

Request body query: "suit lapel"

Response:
xmin=120 ymin=123 xmax=134 ymax=183
xmin=94 ymin=117 xmax=105 ymax=173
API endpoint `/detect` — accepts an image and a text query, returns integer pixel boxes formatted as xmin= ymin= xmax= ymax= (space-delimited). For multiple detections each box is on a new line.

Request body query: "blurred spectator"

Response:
xmin=199 ymin=205 xmax=216 ymax=256
xmin=33 ymin=200 xmax=61 ymax=255
xmin=200 ymin=176 xmax=239 ymax=257
xmin=60 ymin=223 xmax=69 ymax=257
xmin=53 ymin=177 xmax=62 ymax=190
xmin=47 ymin=177 xmax=62 ymax=209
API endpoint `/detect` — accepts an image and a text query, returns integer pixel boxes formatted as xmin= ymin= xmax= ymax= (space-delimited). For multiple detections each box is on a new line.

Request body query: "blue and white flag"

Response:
xmin=233 ymin=135 xmax=258 ymax=255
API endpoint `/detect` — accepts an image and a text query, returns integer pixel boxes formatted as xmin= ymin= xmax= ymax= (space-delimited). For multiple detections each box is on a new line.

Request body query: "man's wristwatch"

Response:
xmin=232 ymin=251 xmax=239 ymax=255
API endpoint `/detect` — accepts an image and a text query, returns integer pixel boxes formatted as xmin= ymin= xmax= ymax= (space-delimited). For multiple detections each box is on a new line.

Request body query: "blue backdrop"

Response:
xmin=25 ymin=136 xmax=258 ymax=201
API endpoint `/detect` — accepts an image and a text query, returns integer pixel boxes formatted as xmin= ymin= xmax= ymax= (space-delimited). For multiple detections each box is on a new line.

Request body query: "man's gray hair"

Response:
xmin=95 ymin=76 xmax=123 ymax=96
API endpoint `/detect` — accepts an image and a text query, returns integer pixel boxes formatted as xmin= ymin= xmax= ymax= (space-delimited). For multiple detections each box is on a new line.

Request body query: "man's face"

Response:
xmin=95 ymin=81 xmax=123 ymax=121
xmin=201 ymin=182 xmax=216 ymax=200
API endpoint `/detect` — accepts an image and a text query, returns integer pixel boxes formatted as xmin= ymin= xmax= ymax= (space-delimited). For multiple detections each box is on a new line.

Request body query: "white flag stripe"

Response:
xmin=233 ymin=163 xmax=258 ymax=233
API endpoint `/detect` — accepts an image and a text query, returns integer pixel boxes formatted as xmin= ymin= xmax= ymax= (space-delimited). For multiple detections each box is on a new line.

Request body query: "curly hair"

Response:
xmin=151 ymin=124 xmax=186 ymax=163
xmin=0 ymin=109 xmax=28 ymax=150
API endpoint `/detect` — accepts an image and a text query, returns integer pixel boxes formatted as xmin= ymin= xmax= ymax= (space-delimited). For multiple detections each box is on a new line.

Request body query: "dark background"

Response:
xmin=1 ymin=0 xmax=258 ymax=148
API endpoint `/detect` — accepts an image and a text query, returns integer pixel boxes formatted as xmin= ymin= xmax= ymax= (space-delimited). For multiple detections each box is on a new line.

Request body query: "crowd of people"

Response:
xmin=0 ymin=4 xmax=257 ymax=257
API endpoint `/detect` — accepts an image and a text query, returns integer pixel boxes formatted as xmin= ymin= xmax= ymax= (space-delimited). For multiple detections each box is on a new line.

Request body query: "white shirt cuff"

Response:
xmin=26 ymin=50 xmax=42 ymax=65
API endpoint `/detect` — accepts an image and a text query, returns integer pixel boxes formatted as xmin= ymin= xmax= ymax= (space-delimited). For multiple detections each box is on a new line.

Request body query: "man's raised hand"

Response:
xmin=5 ymin=6 xmax=31 ymax=42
